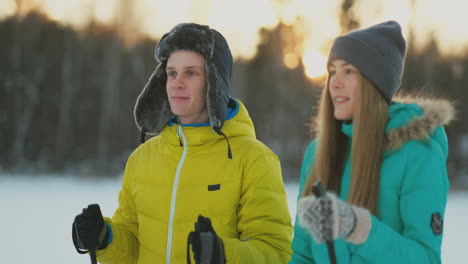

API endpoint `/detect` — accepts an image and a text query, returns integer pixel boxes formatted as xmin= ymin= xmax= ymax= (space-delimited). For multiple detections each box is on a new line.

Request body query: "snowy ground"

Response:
xmin=0 ymin=175 xmax=466 ymax=264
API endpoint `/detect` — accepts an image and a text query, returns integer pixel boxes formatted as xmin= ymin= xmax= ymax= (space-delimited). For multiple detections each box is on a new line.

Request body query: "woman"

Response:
xmin=290 ymin=21 xmax=454 ymax=263
xmin=72 ymin=23 xmax=293 ymax=264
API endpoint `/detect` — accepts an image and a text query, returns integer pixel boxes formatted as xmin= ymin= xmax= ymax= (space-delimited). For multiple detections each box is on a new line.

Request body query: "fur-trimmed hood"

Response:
xmin=338 ymin=97 xmax=455 ymax=152
xmin=385 ymin=97 xmax=455 ymax=151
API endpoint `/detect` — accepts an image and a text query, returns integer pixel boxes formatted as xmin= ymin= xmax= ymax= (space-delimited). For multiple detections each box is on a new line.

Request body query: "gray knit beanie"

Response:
xmin=327 ymin=21 xmax=406 ymax=103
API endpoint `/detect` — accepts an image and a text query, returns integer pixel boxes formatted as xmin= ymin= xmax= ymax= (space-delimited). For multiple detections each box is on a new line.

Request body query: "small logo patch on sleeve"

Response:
xmin=431 ymin=212 xmax=443 ymax=235
xmin=208 ymin=184 xmax=221 ymax=191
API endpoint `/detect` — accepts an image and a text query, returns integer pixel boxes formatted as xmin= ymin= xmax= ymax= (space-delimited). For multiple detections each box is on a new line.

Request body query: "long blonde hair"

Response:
xmin=303 ymin=75 xmax=389 ymax=215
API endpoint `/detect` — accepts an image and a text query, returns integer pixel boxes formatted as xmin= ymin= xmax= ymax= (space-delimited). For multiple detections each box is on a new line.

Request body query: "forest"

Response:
xmin=1 ymin=5 xmax=467 ymax=186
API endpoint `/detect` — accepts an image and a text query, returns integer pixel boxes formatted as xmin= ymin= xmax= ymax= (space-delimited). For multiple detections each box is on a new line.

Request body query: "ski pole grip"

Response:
xmin=311 ymin=181 xmax=337 ymax=264
xmin=311 ymin=181 xmax=325 ymax=198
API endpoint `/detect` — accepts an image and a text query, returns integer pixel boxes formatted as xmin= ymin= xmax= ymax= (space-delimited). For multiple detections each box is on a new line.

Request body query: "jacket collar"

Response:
xmin=159 ymin=98 xmax=255 ymax=147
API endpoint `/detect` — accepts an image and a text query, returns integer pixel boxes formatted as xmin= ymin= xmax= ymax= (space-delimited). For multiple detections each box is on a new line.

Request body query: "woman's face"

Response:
xmin=166 ymin=50 xmax=208 ymax=124
xmin=328 ymin=59 xmax=362 ymax=121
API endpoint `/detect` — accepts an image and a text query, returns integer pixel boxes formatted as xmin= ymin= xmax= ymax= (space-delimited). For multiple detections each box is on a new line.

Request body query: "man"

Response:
xmin=72 ymin=23 xmax=292 ymax=264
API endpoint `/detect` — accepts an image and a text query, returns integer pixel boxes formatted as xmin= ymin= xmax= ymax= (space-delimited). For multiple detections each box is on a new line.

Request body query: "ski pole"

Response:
xmin=311 ymin=181 xmax=337 ymax=264
xmin=89 ymin=250 xmax=97 ymax=264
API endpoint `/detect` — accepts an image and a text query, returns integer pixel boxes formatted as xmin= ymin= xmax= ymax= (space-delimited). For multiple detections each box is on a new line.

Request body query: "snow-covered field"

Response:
xmin=0 ymin=175 xmax=466 ymax=263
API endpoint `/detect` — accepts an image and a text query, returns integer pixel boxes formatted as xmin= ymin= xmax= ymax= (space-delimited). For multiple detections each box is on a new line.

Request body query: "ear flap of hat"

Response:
xmin=206 ymin=29 xmax=232 ymax=134
xmin=206 ymin=61 xmax=229 ymax=134
xmin=134 ymin=63 xmax=172 ymax=138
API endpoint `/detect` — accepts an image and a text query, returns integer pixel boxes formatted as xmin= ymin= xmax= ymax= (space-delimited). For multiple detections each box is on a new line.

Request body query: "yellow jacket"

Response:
xmin=97 ymin=99 xmax=293 ymax=263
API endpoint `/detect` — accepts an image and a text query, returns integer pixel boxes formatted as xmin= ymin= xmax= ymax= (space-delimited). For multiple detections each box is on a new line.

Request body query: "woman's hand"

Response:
xmin=298 ymin=192 xmax=372 ymax=245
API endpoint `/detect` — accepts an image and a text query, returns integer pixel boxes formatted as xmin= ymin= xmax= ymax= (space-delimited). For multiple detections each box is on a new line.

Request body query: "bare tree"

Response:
xmin=10 ymin=12 xmax=47 ymax=168
xmin=340 ymin=0 xmax=359 ymax=34
xmin=55 ymin=30 xmax=80 ymax=169
xmin=11 ymin=57 xmax=46 ymax=167
xmin=96 ymin=37 xmax=122 ymax=172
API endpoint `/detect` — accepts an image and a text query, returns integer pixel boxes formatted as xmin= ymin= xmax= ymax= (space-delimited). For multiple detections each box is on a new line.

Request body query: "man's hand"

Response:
xmin=187 ymin=215 xmax=225 ymax=264
xmin=72 ymin=204 xmax=109 ymax=253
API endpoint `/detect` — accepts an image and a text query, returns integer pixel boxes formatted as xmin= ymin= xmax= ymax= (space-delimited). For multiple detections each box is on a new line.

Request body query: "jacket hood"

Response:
xmin=385 ymin=97 xmax=455 ymax=152
xmin=341 ymin=97 xmax=455 ymax=154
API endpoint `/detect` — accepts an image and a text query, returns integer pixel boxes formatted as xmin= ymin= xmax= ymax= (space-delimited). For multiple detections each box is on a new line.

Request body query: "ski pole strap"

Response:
xmin=72 ymin=223 xmax=98 ymax=264
xmin=72 ymin=222 xmax=89 ymax=254
xmin=187 ymin=231 xmax=194 ymax=264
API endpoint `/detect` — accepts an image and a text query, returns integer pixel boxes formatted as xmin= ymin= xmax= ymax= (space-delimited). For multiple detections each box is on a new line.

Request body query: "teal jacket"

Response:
xmin=290 ymin=99 xmax=454 ymax=264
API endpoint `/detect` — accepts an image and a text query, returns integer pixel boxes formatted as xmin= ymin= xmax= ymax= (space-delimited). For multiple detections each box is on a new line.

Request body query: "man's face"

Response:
xmin=166 ymin=50 xmax=208 ymax=124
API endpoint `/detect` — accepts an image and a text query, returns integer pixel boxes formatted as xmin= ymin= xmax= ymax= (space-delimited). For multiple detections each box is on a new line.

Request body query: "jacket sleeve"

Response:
xmin=96 ymin=153 xmax=140 ymax=264
xmin=290 ymin=142 xmax=317 ymax=264
xmin=222 ymin=151 xmax=293 ymax=263
xmin=349 ymin=137 xmax=449 ymax=263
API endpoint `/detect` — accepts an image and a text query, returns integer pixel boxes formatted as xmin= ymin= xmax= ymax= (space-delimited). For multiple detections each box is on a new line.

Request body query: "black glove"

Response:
xmin=72 ymin=204 xmax=109 ymax=254
xmin=187 ymin=215 xmax=225 ymax=264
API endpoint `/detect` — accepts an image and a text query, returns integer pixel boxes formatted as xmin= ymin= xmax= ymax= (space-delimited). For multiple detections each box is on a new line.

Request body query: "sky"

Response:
xmin=0 ymin=175 xmax=466 ymax=263
xmin=1 ymin=0 xmax=468 ymax=77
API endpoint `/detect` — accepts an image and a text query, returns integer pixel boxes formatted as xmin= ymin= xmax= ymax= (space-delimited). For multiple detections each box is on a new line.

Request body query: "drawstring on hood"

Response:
xmin=215 ymin=129 xmax=232 ymax=159
xmin=140 ymin=130 xmax=147 ymax=144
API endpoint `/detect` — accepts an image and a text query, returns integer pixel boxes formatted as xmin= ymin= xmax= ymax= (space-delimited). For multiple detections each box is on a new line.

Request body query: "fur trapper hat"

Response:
xmin=134 ymin=23 xmax=233 ymax=141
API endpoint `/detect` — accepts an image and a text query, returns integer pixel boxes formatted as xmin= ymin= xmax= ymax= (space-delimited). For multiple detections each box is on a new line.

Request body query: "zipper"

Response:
xmin=166 ymin=125 xmax=188 ymax=264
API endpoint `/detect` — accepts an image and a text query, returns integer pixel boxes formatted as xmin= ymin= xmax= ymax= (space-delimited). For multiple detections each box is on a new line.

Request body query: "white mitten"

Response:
xmin=298 ymin=192 xmax=372 ymax=245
